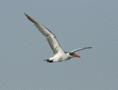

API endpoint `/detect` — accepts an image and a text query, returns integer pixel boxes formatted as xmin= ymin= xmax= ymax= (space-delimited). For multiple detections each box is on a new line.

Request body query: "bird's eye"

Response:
xmin=69 ymin=52 xmax=74 ymax=55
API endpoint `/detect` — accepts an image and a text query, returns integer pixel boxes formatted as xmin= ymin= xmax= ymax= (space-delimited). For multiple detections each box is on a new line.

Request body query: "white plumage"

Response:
xmin=25 ymin=13 xmax=92 ymax=63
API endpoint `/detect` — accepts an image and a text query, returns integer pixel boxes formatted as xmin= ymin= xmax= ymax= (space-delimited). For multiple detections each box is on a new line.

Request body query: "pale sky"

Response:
xmin=0 ymin=0 xmax=118 ymax=90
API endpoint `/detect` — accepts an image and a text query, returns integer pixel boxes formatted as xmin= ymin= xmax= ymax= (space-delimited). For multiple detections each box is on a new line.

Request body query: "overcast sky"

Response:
xmin=0 ymin=0 xmax=118 ymax=90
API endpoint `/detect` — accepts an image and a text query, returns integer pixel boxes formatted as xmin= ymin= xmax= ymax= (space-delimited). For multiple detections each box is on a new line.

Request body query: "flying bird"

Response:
xmin=25 ymin=13 xmax=92 ymax=63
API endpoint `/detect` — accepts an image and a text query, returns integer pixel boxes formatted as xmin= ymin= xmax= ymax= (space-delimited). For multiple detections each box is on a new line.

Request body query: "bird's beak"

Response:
xmin=73 ymin=53 xmax=80 ymax=58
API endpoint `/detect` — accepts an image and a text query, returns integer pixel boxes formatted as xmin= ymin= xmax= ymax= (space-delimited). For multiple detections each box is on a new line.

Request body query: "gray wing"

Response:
xmin=71 ymin=47 xmax=92 ymax=53
xmin=25 ymin=13 xmax=64 ymax=54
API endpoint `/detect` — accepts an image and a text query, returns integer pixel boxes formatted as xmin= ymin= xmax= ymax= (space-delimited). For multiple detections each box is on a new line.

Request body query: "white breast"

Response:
xmin=49 ymin=52 xmax=72 ymax=62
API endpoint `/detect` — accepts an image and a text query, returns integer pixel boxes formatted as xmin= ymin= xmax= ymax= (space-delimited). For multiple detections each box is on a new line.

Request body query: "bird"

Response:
xmin=25 ymin=13 xmax=92 ymax=63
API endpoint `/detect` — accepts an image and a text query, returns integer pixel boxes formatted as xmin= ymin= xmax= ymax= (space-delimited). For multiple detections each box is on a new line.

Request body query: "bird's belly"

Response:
xmin=55 ymin=54 xmax=70 ymax=62
xmin=50 ymin=53 xmax=71 ymax=62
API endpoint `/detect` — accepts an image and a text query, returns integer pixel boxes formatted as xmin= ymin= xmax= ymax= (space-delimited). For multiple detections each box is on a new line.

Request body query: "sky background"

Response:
xmin=0 ymin=0 xmax=118 ymax=90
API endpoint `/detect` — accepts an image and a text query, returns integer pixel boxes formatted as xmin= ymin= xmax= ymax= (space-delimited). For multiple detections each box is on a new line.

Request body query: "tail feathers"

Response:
xmin=43 ymin=59 xmax=54 ymax=63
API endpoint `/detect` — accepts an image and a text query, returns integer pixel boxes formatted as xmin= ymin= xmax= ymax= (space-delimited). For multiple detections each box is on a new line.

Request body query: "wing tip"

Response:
xmin=24 ymin=13 xmax=30 ymax=19
xmin=24 ymin=13 xmax=37 ymax=24
xmin=87 ymin=46 xmax=93 ymax=49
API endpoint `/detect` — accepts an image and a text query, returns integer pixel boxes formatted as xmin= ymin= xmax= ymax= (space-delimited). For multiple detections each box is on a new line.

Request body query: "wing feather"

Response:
xmin=25 ymin=13 xmax=64 ymax=54
xmin=71 ymin=47 xmax=92 ymax=53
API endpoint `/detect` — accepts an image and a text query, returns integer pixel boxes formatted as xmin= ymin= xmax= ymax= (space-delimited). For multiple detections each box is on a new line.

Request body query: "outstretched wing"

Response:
xmin=25 ymin=13 xmax=64 ymax=54
xmin=71 ymin=47 xmax=92 ymax=53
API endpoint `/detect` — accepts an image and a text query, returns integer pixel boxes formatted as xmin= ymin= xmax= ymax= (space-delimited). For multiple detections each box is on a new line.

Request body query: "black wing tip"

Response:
xmin=24 ymin=13 xmax=31 ymax=20
xmin=87 ymin=46 xmax=93 ymax=49
xmin=24 ymin=13 xmax=29 ymax=18
xmin=24 ymin=13 xmax=37 ymax=24
xmin=24 ymin=13 xmax=31 ymax=19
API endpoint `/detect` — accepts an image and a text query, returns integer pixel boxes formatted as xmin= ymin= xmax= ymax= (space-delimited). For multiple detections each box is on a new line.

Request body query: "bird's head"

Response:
xmin=69 ymin=52 xmax=80 ymax=58
xmin=69 ymin=46 xmax=92 ymax=59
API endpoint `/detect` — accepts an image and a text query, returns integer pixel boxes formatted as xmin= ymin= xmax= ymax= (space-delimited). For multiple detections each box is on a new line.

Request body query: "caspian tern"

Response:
xmin=25 ymin=13 xmax=92 ymax=63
